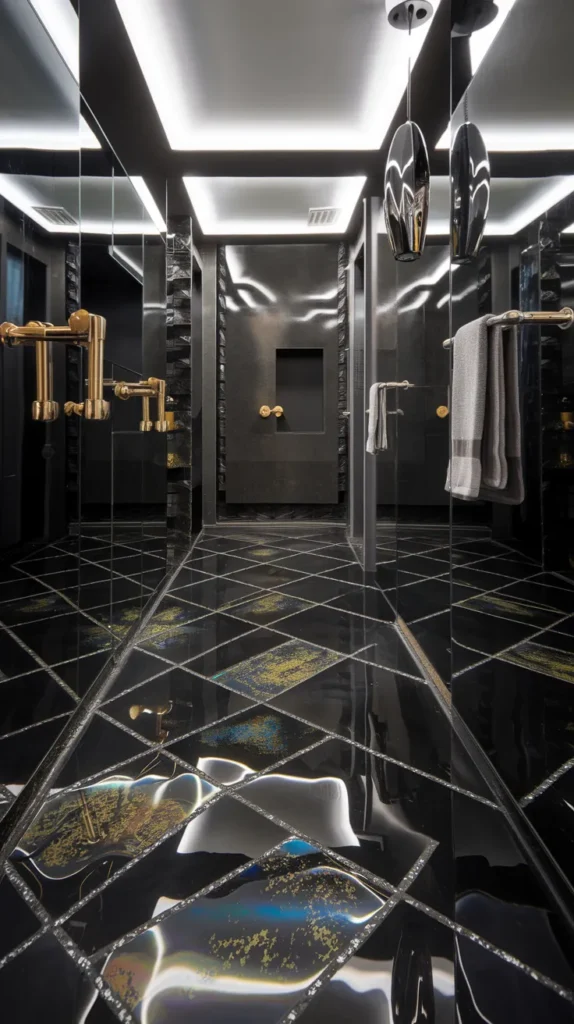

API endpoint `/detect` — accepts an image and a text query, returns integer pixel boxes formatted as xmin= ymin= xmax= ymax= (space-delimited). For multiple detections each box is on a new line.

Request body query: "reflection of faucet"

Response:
xmin=114 ymin=377 xmax=169 ymax=432
xmin=69 ymin=376 xmax=169 ymax=432
xmin=0 ymin=309 xmax=109 ymax=422
xmin=130 ymin=701 xmax=174 ymax=740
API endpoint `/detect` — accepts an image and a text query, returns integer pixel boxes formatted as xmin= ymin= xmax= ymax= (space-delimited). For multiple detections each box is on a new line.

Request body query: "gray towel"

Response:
xmin=446 ymin=318 xmax=524 ymax=505
xmin=477 ymin=325 xmax=524 ymax=505
xmin=446 ymin=315 xmax=490 ymax=498
xmin=482 ymin=324 xmax=507 ymax=490
xmin=366 ymin=384 xmax=388 ymax=454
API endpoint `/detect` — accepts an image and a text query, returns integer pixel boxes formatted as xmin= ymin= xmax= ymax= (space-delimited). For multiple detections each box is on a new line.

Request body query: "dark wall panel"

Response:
xmin=220 ymin=243 xmax=345 ymax=510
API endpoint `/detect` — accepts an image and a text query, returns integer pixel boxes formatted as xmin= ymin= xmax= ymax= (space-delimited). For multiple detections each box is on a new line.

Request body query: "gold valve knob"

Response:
xmin=64 ymin=401 xmax=85 ymax=417
xmin=259 ymin=405 xmax=284 ymax=418
xmin=436 ymin=405 xmax=449 ymax=419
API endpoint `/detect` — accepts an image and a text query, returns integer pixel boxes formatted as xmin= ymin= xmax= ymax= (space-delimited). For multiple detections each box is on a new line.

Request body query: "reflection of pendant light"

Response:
xmin=451 ymin=121 xmax=491 ymax=264
xmin=384 ymin=3 xmax=431 ymax=262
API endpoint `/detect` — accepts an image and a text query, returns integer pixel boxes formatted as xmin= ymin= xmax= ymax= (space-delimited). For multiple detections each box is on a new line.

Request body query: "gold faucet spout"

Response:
xmin=32 ymin=338 xmax=59 ymax=422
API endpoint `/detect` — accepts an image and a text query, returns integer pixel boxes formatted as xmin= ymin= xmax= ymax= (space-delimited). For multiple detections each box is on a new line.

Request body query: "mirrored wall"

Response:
xmin=0 ymin=0 xmax=169 ymax=788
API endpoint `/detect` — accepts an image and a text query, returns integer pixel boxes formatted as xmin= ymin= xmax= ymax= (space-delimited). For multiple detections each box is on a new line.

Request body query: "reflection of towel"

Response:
xmin=478 ymin=326 xmax=524 ymax=505
xmin=446 ymin=318 xmax=524 ymax=505
xmin=366 ymin=384 xmax=388 ymax=454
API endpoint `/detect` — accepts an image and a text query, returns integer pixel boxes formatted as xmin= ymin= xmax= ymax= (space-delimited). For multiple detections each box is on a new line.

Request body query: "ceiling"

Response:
xmin=114 ymin=0 xmax=440 ymax=152
xmin=0 ymin=0 xmax=97 ymax=149
xmin=442 ymin=0 xmax=574 ymax=151
xmin=2 ymin=0 xmax=574 ymax=241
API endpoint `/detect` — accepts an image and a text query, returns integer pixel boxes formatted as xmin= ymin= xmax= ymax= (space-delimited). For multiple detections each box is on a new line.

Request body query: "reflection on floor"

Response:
xmin=375 ymin=523 xmax=574 ymax=906
xmin=0 ymin=524 xmax=573 ymax=1021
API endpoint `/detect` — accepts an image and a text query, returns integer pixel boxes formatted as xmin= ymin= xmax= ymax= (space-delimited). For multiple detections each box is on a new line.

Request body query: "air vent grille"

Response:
xmin=32 ymin=206 xmax=78 ymax=226
xmin=308 ymin=207 xmax=341 ymax=227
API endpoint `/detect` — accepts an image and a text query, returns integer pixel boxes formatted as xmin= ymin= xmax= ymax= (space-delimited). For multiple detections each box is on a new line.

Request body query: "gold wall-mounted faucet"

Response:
xmin=0 ymin=309 xmax=109 ymax=422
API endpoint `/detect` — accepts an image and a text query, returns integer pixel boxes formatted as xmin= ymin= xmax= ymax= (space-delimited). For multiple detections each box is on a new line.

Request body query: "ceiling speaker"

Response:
xmin=386 ymin=0 xmax=434 ymax=29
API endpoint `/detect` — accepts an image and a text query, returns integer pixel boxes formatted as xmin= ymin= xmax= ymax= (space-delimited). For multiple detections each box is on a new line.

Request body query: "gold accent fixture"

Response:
xmin=436 ymin=405 xmax=449 ymax=418
xmin=113 ymin=377 xmax=168 ymax=432
xmin=259 ymin=404 xmax=284 ymax=418
xmin=0 ymin=309 xmax=109 ymax=421
xmin=129 ymin=702 xmax=173 ymax=741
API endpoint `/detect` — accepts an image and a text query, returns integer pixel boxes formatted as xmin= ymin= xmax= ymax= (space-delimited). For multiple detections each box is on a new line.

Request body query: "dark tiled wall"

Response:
xmin=166 ymin=218 xmax=193 ymax=544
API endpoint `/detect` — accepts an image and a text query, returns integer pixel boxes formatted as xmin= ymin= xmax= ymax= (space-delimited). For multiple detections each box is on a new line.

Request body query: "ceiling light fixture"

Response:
xmin=129 ymin=176 xmax=167 ymax=234
xmin=183 ymin=176 xmax=366 ymax=236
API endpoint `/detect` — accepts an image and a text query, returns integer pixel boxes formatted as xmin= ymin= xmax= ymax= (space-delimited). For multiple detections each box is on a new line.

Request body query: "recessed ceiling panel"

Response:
xmin=439 ymin=0 xmax=574 ymax=151
xmin=184 ymin=176 xmax=366 ymax=235
xmin=115 ymin=0 xmax=441 ymax=151
xmin=379 ymin=177 xmax=574 ymax=236
xmin=0 ymin=0 xmax=97 ymax=149
xmin=0 ymin=175 xmax=157 ymax=234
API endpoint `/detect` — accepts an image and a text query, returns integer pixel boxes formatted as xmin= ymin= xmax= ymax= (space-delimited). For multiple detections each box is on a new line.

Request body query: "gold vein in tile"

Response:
xmin=233 ymin=592 xmax=310 ymax=622
xmin=458 ymin=592 xmax=560 ymax=625
xmin=214 ymin=640 xmax=341 ymax=700
xmin=502 ymin=642 xmax=574 ymax=684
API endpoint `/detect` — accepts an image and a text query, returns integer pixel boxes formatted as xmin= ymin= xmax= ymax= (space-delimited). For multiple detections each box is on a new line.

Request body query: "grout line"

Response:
xmin=0 ymin=547 xmax=188 ymax=871
xmin=451 ymin=606 xmax=574 ymax=677
xmin=401 ymin=891 xmax=574 ymax=1004
xmin=5 ymin=864 xmax=137 ymax=1023
xmin=0 ymin=923 xmax=51 ymax=971
xmin=0 ymin=710 xmax=72 ymax=743
xmin=520 ymin=756 xmax=574 ymax=807
xmin=281 ymin=845 xmax=441 ymax=1024
xmin=54 ymin=791 xmax=227 ymax=926
xmin=86 ymin=840 xmax=288 ymax=966
xmin=256 ymin=697 xmax=498 ymax=807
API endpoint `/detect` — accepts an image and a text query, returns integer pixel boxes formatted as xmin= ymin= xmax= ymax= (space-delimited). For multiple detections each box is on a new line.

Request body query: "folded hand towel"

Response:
xmin=446 ymin=315 xmax=490 ymax=498
xmin=446 ymin=317 xmax=524 ymax=505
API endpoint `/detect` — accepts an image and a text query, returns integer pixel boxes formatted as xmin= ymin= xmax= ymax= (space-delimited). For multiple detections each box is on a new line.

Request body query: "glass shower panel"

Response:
xmin=0 ymin=0 xmax=81 ymax=558
xmin=109 ymin=165 xmax=168 ymax=609
xmin=373 ymin=207 xmax=398 ymax=604
xmin=448 ymin=0 xmax=574 ymax=1003
xmin=348 ymin=245 xmax=365 ymax=559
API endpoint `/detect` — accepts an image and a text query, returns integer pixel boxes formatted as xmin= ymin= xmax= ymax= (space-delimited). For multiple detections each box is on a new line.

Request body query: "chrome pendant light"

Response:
xmin=383 ymin=3 xmax=431 ymax=262
xmin=451 ymin=121 xmax=491 ymax=264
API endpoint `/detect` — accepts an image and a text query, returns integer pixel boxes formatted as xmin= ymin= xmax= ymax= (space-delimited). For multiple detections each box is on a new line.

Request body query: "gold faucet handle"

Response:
xmin=259 ymin=405 xmax=284 ymax=418
xmin=64 ymin=401 xmax=85 ymax=417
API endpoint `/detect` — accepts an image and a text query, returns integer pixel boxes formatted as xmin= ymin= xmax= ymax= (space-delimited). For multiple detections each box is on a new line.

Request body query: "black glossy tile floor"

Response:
xmin=0 ymin=523 xmax=573 ymax=1022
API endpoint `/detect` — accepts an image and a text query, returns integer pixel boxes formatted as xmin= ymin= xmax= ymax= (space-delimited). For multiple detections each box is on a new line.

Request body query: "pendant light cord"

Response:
xmin=407 ymin=3 xmax=414 ymax=122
